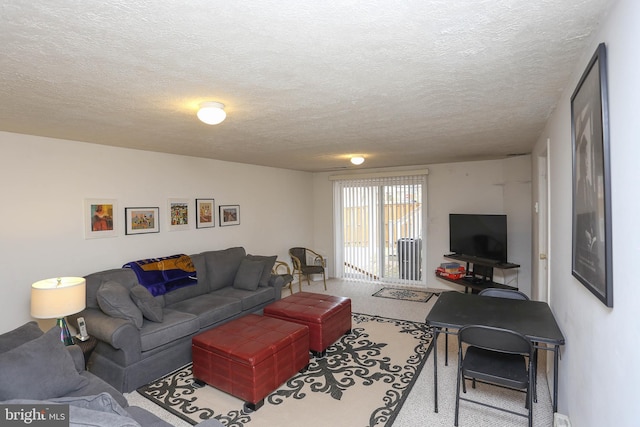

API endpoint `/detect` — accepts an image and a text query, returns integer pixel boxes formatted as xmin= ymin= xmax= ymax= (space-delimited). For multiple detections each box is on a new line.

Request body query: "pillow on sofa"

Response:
xmin=130 ymin=284 xmax=164 ymax=322
xmin=0 ymin=321 xmax=43 ymax=354
xmin=97 ymin=281 xmax=144 ymax=328
xmin=246 ymin=254 xmax=277 ymax=288
xmin=233 ymin=258 xmax=265 ymax=291
xmin=0 ymin=326 xmax=89 ymax=400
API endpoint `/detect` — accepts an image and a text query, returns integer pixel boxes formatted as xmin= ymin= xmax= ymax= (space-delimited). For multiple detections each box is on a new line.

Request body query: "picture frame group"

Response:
xmin=85 ymin=198 xmax=239 ymax=237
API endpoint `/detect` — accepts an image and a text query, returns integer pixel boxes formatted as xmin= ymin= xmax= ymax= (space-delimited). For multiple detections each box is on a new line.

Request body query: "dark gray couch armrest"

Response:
xmin=70 ymin=308 xmax=142 ymax=360
xmin=268 ymin=274 xmax=284 ymax=300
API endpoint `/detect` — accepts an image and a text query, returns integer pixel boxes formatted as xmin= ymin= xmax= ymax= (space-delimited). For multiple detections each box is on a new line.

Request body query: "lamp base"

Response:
xmin=56 ymin=318 xmax=75 ymax=346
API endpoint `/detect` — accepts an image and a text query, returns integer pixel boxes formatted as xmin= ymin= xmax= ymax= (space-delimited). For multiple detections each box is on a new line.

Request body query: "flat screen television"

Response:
xmin=449 ymin=214 xmax=508 ymax=263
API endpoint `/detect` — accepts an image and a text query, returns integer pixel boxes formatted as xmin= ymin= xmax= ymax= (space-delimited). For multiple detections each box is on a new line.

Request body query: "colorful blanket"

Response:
xmin=123 ymin=254 xmax=197 ymax=296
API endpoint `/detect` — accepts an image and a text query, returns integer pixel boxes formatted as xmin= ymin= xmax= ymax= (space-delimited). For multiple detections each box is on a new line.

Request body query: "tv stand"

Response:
xmin=437 ymin=254 xmax=520 ymax=293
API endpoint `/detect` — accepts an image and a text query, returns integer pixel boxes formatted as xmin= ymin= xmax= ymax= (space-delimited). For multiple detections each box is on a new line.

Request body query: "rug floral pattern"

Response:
xmin=137 ymin=313 xmax=432 ymax=427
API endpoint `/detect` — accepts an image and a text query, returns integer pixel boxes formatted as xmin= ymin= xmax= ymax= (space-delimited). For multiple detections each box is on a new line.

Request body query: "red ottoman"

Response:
xmin=192 ymin=314 xmax=309 ymax=411
xmin=263 ymin=292 xmax=352 ymax=357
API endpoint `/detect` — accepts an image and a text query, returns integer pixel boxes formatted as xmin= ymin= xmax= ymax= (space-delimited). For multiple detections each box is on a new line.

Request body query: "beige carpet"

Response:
xmin=126 ymin=279 xmax=555 ymax=426
xmin=136 ymin=313 xmax=432 ymax=426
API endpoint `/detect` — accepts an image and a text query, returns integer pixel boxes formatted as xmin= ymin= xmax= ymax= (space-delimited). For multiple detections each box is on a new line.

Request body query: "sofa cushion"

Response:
xmin=84 ymin=269 xmax=141 ymax=310
xmin=212 ymin=286 xmax=275 ymax=312
xmin=233 ymin=258 xmax=265 ymax=291
xmin=130 ymin=284 xmax=164 ymax=322
xmin=0 ymin=321 xmax=43 ymax=354
xmin=204 ymin=247 xmax=246 ymax=291
xmin=97 ymin=281 xmax=144 ymax=329
xmin=0 ymin=326 xmax=89 ymax=400
xmin=165 ymin=294 xmax=243 ymax=330
xmin=138 ymin=309 xmax=200 ymax=352
xmin=246 ymin=254 xmax=277 ymax=288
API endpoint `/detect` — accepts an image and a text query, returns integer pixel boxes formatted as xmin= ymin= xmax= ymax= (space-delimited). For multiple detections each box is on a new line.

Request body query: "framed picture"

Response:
xmin=125 ymin=207 xmax=159 ymax=235
xmin=570 ymin=42 xmax=613 ymax=308
xmin=84 ymin=199 xmax=117 ymax=239
xmin=168 ymin=199 xmax=190 ymax=231
xmin=196 ymin=199 xmax=215 ymax=229
xmin=219 ymin=204 xmax=240 ymax=227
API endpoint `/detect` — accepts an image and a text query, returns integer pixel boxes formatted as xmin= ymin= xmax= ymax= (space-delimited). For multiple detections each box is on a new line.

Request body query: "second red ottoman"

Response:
xmin=263 ymin=292 xmax=352 ymax=356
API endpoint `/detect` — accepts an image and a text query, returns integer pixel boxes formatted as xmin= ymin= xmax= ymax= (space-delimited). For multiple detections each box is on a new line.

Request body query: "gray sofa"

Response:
xmin=0 ymin=321 xmax=223 ymax=426
xmin=69 ymin=247 xmax=283 ymax=393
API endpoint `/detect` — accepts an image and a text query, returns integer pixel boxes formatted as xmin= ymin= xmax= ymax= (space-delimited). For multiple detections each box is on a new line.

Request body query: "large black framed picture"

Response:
xmin=570 ymin=42 xmax=613 ymax=307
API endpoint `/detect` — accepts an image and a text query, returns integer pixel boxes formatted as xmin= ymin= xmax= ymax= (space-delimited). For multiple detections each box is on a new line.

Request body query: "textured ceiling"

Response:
xmin=0 ymin=0 xmax=612 ymax=172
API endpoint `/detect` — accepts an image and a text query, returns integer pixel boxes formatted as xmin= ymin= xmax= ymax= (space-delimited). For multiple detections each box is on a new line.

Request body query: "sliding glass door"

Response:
xmin=334 ymin=173 xmax=427 ymax=285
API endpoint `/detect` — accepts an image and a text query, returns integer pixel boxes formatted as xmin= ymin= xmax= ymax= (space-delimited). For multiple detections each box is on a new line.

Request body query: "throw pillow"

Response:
xmin=97 ymin=281 xmax=144 ymax=329
xmin=0 ymin=326 xmax=89 ymax=400
xmin=0 ymin=321 xmax=43 ymax=354
xmin=233 ymin=258 xmax=265 ymax=291
xmin=246 ymin=254 xmax=277 ymax=288
xmin=130 ymin=284 xmax=164 ymax=322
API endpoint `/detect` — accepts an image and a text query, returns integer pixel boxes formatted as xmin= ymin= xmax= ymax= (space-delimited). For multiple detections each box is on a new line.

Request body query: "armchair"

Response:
xmin=289 ymin=247 xmax=327 ymax=290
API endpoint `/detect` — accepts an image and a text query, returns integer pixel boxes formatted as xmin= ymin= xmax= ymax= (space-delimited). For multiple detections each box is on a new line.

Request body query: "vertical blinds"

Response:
xmin=333 ymin=173 xmax=427 ymax=285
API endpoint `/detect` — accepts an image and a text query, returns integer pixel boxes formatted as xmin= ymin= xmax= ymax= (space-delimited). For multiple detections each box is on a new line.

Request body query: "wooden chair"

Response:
xmin=289 ymin=247 xmax=327 ymax=290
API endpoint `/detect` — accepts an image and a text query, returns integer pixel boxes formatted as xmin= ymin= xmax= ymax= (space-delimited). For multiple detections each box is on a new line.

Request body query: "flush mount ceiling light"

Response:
xmin=350 ymin=156 xmax=365 ymax=165
xmin=197 ymin=101 xmax=226 ymax=125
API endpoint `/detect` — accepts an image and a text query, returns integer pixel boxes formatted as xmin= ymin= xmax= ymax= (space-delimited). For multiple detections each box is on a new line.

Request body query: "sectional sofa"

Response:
xmin=69 ymin=246 xmax=283 ymax=393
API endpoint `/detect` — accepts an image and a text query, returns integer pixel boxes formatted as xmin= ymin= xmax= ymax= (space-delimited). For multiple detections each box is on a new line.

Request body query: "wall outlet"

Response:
xmin=554 ymin=413 xmax=571 ymax=427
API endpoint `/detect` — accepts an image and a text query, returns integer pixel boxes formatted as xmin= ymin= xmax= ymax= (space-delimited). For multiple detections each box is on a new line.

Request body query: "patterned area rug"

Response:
xmin=372 ymin=287 xmax=435 ymax=303
xmin=137 ymin=313 xmax=432 ymax=427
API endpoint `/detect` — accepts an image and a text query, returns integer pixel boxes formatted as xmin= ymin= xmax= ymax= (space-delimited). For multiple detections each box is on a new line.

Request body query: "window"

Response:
xmin=332 ymin=171 xmax=427 ymax=285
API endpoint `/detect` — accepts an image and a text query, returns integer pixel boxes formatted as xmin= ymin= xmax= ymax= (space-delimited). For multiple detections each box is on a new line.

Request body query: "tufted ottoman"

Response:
xmin=263 ymin=292 xmax=352 ymax=357
xmin=192 ymin=314 xmax=309 ymax=411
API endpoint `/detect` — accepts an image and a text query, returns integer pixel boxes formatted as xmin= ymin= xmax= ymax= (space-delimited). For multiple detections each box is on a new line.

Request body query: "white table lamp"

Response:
xmin=31 ymin=277 xmax=86 ymax=346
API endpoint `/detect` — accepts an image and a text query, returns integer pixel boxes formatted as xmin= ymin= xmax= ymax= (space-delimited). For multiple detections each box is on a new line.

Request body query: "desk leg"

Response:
xmin=432 ymin=327 xmax=439 ymax=413
xmin=553 ymin=344 xmax=559 ymax=413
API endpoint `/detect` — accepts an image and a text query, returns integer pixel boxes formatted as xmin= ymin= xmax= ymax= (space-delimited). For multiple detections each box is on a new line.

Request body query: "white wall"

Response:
xmin=0 ymin=132 xmax=315 ymax=331
xmin=531 ymin=0 xmax=639 ymax=424
xmin=313 ymin=156 xmax=532 ymax=294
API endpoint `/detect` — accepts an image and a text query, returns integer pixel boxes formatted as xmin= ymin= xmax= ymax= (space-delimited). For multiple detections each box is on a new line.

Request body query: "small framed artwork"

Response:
xmin=219 ymin=204 xmax=240 ymax=227
xmin=84 ymin=199 xmax=117 ymax=239
xmin=570 ymin=42 xmax=613 ymax=307
xmin=125 ymin=207 xmax=159 ymax=235
xmin=168 ymin=199 xmax=190 ymax=231
xmin=196 ymin=198 xmax=215 ymax=229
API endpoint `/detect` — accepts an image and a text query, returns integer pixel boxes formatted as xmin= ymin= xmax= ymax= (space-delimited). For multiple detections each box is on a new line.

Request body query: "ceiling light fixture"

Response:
xmin=350 ymin=156 xmax=365 ymax=165
xmin=197 ymin=101 xmax=226 ymax=125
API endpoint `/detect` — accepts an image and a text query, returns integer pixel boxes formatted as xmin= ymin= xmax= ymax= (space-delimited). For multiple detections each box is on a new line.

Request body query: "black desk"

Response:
xmin=425 ymin=292 xmax=565 ymax=413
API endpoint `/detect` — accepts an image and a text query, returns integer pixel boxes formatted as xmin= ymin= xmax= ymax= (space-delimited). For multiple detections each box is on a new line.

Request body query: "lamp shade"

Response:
xmin=197 ymin=101 xmax=226 ymax=125
xmin=31 ymin=277 xmax=86 ymax=319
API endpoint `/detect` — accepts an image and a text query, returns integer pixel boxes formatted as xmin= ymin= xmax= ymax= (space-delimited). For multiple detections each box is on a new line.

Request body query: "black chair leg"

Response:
xmin=533 ymin=348 xmax=538 ymax=402
xmin=455 ymin=365 xmax=462 ymax=426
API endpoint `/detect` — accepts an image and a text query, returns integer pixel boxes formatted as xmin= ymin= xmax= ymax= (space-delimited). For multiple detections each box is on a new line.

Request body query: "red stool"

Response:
xmin=192 ymin=314 xmax=309 ymax=411
xmin=264 ymin=292 xmax=352 ymax=357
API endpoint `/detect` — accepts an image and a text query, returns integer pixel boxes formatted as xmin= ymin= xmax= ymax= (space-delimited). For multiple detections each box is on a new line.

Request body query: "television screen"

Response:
xmin=449 ymin=214 xmax=507 ymax=263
